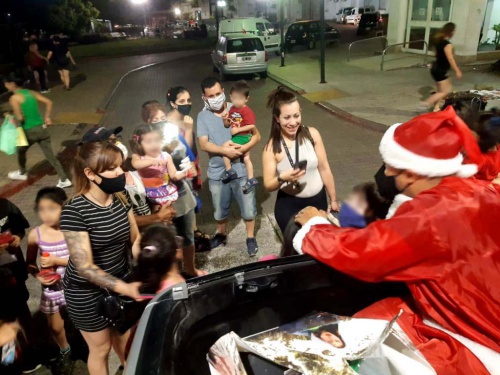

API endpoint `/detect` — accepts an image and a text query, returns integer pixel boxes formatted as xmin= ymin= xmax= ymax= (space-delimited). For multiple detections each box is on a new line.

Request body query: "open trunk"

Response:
xmin=126 ymin=255 xmax=409 ymax=375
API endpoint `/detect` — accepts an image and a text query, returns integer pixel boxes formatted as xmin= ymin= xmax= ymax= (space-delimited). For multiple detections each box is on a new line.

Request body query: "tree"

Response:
xmin=48 ymin=0 xmax=99 ymax=35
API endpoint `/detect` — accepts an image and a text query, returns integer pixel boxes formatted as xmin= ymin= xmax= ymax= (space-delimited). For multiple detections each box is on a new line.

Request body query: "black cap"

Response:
xmin=82 ymin=126 xmax=123 ymax=143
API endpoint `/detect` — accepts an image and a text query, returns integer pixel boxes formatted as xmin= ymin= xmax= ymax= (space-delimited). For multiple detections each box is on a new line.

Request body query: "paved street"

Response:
xmin=5 ymin=50 xmax=385 ymax=374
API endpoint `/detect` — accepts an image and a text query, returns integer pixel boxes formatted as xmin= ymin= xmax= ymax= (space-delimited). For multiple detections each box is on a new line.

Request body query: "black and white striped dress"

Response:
xmin=60 ymin=195 xmax=131 ymax=332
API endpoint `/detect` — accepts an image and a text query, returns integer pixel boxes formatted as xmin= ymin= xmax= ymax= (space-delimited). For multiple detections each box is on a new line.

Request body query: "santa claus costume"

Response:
xmin=294 ymin=107 xmax=500 ymax=375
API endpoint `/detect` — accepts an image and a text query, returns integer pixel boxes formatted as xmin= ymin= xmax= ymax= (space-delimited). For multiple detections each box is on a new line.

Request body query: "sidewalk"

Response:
xmin=0 ymin=49 xmax=209 ymax=192
xmin=268 ymin=43 xmax=500 ymax=127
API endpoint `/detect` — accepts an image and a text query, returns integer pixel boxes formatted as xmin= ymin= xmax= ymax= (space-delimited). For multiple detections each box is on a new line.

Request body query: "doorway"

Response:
xmin=405 ymin=0 xmax=454 ymax=53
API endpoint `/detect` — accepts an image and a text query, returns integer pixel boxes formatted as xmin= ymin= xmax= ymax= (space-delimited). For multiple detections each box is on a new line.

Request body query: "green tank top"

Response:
xmin=18 ymin=89 xmax=43 ymax=130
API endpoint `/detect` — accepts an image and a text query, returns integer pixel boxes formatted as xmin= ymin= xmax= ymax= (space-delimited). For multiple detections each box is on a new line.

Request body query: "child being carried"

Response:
xmin=222 ymin=80 xmax=258 ymax=194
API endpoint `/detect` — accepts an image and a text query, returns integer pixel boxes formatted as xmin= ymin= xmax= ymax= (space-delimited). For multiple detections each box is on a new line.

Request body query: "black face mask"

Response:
xmin=176 ymin=104 xmax=192 ymax=116
xmin=374 ymin=165 xmax=399 ymax=201
xmin=93 ymin=173 xmax=126 ymax=194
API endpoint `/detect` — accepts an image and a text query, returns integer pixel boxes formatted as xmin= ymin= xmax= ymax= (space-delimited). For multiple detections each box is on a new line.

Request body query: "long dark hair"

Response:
xmin=433 ymin=22 xmax=455 ymax=44
xmin=166 ymin=86 xmax=189 ymax=108
xmin=134 ymin=224 xmax=178 ymax=294
xmin=129 ymin=124 xmax=159 ymax=156
xmin=265 ymin=86 xmax=311 ymax=154
xmin=34 ymin=187 xmax=67 ymax=211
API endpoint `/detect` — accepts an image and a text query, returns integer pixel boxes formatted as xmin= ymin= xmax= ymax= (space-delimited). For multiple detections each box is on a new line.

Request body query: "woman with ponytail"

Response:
xmin=421 ymin=22 xmax=462 ymax=112
xmin=262 ymin=86 xmax=338 ymax=235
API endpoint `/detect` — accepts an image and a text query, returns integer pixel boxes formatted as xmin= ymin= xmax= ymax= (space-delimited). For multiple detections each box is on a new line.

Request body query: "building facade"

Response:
xmin=386 ymin=0 xmax=500 ymax=61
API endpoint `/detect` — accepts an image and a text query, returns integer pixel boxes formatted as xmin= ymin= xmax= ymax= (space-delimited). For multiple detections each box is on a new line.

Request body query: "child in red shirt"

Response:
xmin=222 ymin=80 xmax=258 ymax=194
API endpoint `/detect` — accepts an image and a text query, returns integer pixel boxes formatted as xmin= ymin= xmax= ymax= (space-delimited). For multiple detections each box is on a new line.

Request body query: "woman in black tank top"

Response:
xmin=420 ymin=23 xmax=462 ymax=112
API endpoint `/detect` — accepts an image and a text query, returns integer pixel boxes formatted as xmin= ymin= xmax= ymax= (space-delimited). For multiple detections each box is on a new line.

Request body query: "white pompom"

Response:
xmin=456 ymin=164 xmax=478 ymax=178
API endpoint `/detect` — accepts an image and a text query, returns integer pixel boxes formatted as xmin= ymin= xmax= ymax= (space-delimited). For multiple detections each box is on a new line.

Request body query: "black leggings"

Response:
xmin=274 ymin=187 xmax=328 ymax=235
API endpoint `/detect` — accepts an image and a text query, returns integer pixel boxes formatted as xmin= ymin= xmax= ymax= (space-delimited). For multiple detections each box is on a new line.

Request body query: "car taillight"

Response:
xmin=222 ymin=54 xmax=227 ymax=65
xmin=265 ymin=51 xmax=268 ymax=62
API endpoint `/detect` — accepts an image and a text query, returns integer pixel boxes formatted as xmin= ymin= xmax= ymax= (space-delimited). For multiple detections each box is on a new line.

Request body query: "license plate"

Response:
xmin=242 ymin=57 xmax=252 ymax=61
xmin=291 ymin=40 xmax=296 ymax=44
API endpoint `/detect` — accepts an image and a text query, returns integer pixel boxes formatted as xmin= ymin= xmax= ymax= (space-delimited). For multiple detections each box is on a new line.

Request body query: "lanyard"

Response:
xmin=281 ymin=135 xmax=299 ymax=169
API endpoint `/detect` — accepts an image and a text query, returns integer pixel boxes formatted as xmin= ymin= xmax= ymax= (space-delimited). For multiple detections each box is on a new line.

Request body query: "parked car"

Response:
xmin=345 ymin=6 xmax=374 ymax=25
xmin=336 ymin=7 xmax=354 ymax=23
xmin=284 ymin=20 xmax=340 ymax=51
xmin=211 ymin=33 xmax=268 ymax=80
xmin=219 ymin=17 xmax=280 ymax=55
xmin=356 ymin=11 xmax=384 ymax=35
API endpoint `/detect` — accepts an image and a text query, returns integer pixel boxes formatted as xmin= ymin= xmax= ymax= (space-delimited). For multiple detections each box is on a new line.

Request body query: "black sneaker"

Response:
xmin=21 ymin=360 xmax=41 ymax=374
xmin=246 ymin=237 xmax=259 ymax=257
xmin=53 ymin=349 xmax=72 ymax=375
xmin=209 ymin=233 xmax=227 ymax=249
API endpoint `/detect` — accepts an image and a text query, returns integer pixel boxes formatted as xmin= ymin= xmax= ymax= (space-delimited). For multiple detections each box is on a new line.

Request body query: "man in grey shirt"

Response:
xmin=197 ymin=77 xmax=261 ymax=256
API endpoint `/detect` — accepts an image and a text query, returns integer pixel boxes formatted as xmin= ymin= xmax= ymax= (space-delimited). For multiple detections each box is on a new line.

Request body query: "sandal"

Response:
xmin=221 ymin=168 xmax=238 ymax=183
xmin=242 ymin=177 xmax=258 ymax=194
xmin=194 ymin=229 xmax=209 ymax=239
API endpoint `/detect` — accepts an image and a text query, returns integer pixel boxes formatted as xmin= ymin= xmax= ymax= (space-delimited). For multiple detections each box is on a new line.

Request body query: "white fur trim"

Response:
xmin=380 ymin=123 xmax=471 ymax=178
xmin=293 ymin=217 xmax=331 ymax=254
xmin=386 ymin=194 xmax=413 ymax=219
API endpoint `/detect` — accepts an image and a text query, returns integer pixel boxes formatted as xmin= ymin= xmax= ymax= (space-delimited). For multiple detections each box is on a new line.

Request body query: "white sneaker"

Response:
xmin=8 ymin=170 xmax=28 ymax=181
xmin=57 ymin=179 xmax=72 ymax=188
xmin=41 ymin=89 xmax=50 ymax=94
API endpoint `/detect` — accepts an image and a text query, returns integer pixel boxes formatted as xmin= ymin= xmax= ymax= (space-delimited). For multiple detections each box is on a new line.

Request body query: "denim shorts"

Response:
xmin=208 ymin=177 xmax=257 ymax=221
xmin=173 ymin=208 xmax=195 ymax=246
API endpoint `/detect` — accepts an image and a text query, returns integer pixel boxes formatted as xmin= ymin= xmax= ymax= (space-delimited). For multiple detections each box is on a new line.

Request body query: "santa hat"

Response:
xmin=379 ymin=106 xmax=479 ymax=178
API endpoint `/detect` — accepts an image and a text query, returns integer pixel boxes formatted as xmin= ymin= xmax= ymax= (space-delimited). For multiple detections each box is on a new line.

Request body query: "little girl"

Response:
xmin=26 ymin=187 xmax=71 ymax=373
xmin=134 ymin=224 xmax=185 ymax=294
xmin=130 ymin=124 xmax=192 ymax=209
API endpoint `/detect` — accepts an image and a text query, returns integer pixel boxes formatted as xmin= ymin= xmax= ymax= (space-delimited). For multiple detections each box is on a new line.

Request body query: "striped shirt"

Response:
xmin=60 ymin=195 xmax=131 ymax=290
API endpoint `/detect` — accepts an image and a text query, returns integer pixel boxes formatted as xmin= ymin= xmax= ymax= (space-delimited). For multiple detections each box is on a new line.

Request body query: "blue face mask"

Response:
xmin=338 ymin=203 xmax=367 ymax=229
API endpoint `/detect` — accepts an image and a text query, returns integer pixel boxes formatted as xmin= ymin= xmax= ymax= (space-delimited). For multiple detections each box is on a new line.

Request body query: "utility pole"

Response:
xmin=280 ymin=0 xmax=285 ymax=67
xmin=215 ymin=1 xmax=219 ymax=37
xmin=319 ymin=0 xmax=326 ymax=83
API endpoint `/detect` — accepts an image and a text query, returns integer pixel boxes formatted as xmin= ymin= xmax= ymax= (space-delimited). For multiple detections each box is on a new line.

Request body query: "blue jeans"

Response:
xmin=209 ymin=177 xmax=257 ymax=221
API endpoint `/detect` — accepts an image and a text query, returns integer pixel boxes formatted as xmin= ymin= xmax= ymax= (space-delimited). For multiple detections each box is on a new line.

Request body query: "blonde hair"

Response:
xmin=73 ymin=141 xmax=123 ymax=195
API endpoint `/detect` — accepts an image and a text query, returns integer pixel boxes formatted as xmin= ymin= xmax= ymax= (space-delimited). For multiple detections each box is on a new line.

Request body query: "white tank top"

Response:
xmin=276 ymin=138 xmax=324 ymax=198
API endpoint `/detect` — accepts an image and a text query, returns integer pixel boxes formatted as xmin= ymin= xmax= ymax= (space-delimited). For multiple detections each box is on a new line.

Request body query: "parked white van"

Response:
xmin=336 ymin=7 xmax=354 ymax=23
xmin=345 ymin=6 xmax=374 ymax=25
xmin=219 ymin=18 xmax=281 ymax=55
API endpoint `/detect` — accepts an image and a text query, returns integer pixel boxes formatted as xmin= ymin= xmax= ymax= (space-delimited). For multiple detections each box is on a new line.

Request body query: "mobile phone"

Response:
xmin=296 ymin=160 xmax=308 ymax=171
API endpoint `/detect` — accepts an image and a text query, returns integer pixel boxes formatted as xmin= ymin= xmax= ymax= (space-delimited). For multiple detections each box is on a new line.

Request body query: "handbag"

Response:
xmin=16 ymin=127 xmax=28 ymax=147
xmin=0 ymin=116 xmax=18 ymax=155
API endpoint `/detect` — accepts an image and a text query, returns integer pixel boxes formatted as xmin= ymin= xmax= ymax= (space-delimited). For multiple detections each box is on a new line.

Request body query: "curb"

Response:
xmin=267 ymin=72 xmax=388 ymax=134
xmin=97 ymin=49 xmax=211 ymax=114
xmin=0 ymin=123 xmax=93 ymax=199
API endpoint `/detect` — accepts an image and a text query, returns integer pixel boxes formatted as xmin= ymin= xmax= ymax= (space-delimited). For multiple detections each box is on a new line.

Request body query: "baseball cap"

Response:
xmin=82 ymin=126 xmax=123 ymax=143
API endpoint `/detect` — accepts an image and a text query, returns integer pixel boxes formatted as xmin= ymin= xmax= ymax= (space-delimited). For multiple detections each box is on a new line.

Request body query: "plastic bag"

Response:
xmin=0 ymin=116 xmax=18 ymax=155
xmin=16 ymin=127 xmax=28 ymax=147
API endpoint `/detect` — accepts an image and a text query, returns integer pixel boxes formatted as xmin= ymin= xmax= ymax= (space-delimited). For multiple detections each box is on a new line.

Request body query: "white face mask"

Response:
xmin=204 ymin=93 xmax=226 ymax=111
xmin=115 ymin=141 xmax=128 ymax=160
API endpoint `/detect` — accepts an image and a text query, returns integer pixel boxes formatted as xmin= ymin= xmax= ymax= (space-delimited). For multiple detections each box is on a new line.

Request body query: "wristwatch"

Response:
xmin=277 ymin=173 xmax=285 ymax=185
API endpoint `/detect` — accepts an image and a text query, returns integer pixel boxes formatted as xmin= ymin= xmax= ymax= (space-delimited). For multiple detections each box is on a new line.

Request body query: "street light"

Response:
xmin=174 ymin=7 xmax=181 ymax=16
xmin=130 ymin=0 xmax=148 ymax=37
xmin=215 ymin=0 xmax=226 ymax=36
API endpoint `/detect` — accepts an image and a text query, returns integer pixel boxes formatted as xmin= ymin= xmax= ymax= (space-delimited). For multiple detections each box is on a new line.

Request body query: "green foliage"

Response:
xmin=48 ymin=0 xmax=100 ymax=36
xmin=492 ymin=24 xmax=500 ymax=46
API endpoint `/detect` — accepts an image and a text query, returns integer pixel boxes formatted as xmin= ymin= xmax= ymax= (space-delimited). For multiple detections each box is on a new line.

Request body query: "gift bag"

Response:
xmin=0 ymin=116 xmax=18 ymax=155
xmin=16 ymin=127 xmax=28 ymax=147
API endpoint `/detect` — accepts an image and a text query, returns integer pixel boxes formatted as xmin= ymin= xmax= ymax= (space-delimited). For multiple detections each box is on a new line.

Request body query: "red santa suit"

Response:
xmin=293 ymin=108 xmax=500 ymax=375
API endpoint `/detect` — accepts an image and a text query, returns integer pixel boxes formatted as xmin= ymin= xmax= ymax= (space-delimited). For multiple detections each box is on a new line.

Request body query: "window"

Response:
xmin=310 ymin=22 xmax=318 ymax=30
xmin=265 ymin=22 xmax=275 ymax=35
xmin=227 ymin=38 xmax=264 ymax=53
xmin=411 ymin=0 xmax=428 ymax=21
xmin=431 ymin=0 xmax=452 ymax=21
xmin=256 ymin=22 xmax=265 ymax=36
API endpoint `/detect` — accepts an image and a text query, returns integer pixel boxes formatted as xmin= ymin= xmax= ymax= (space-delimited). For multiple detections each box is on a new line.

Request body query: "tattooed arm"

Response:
xmin=63 ymin=231 xmax=140 ymax=298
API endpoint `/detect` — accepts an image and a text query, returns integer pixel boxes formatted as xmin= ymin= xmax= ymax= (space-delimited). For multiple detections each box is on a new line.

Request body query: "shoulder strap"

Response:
xmin=35 ymin=226 xmax=41 ymax=242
